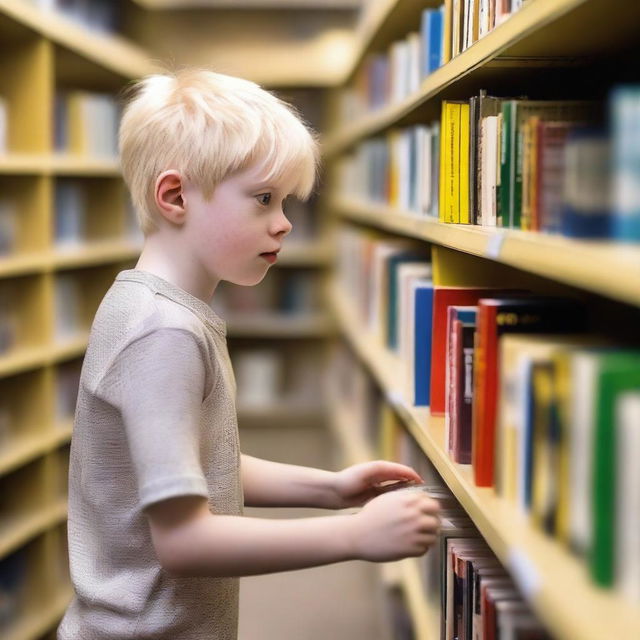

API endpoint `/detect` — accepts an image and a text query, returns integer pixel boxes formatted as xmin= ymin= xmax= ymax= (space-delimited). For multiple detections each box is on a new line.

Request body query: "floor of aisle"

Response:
xmin=238 ymin=422 xmax=393 ymax=640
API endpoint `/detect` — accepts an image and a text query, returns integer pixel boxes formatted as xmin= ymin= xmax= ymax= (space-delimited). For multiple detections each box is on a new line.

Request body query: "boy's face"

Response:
xmin=182 ymin=163 xmax=295 ymax=287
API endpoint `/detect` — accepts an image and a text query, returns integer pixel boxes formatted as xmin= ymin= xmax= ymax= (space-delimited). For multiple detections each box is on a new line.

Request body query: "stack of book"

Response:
xmin=342 ymin=86 xmax=640 ymax=242
xmin=337 ymin=225 xmax=640 ymax=601
xmin=54 ymin=91 xmax=119 ymax=157
xmin=341 ymin=0 xmax=527 ymax=120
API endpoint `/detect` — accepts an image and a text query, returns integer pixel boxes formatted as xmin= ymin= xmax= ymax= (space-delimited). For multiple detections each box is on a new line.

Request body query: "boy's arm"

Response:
xmin=241 ymin=454 xmax=424 ymax=510
xmin=146 ymin=490 xmax=440 ymax=578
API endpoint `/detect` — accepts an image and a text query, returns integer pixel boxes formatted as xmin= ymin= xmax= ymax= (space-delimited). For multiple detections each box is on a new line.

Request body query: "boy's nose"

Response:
xmin=271 ymin=211 xmax=292 ymax=237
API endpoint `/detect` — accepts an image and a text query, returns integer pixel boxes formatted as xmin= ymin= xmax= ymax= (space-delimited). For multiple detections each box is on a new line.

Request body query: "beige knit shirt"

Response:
xmin=58 ymin=269 xmax=243 ymax=640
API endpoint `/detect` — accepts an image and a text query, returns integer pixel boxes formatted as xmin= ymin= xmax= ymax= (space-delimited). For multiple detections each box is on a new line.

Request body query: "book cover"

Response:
xmin=611 ymin=86 xmax=640 ymax=241
xmin=591 ymin=352 xmax=640 ymax=587
xmin=459 ymin=101 xmax=471 ymax=224
xmin=616 ymin=391 xmax=640 ymax=604
xmin=440 ymin=101 xmax=463 ymax=223
xmin=472 ymin=297 xmax=586 ymax=488
xmin=431 ymin=287 xmax=516 ymax=416
xmin=413 ymin=279 xmax=435 ymax=406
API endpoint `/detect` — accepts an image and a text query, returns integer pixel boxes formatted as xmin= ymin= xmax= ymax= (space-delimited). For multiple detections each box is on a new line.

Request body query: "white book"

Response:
xmin=55 ymin=180 xmax=85 ymax=247
xmin=569 ymin=351 xmax=600 ymax=555
xmin=430 ymin=121 xmax=440 ymax=217
xmin=616 ymin=391 xmax=640 ymax=604
xmin=396 ymin=263 xmax=432 ymax=399
xmin=54 ymin=275 xmax=81 ymax=341
xmin=480 ymin=115 xmax=499 ymax=226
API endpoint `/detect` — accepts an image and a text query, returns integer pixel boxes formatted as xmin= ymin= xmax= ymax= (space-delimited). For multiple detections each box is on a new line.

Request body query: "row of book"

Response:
xmin=27 ymin=0 xmax=120 ymax=34
xmin=339 ymin=88 xmax=640 ymax=242
xmin=342 ymin=0 xmax=526 ymax=120
xmin=54 ymin=91 xmax=119 ymax=157
xmin=337 ymin=226 xmax=640 ymax=602
xmin=210 ymin=271 xmax=320 ymax=317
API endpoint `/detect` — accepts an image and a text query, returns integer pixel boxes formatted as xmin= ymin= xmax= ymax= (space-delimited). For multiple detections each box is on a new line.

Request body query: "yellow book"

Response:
xmin=448 ymin=102 xmax=461 ymax=223
xmin=439 ymin=102 xmax=449 ymax=222
xmin=443 ymin=0 xmax=453 ymax=64
xmin=459 ymin=102 xmax=470 ymax=224
xmin=553 ymin=350 xmax=572 ymax=545
xmin=521 ymin=116 xmax=540 ymax=231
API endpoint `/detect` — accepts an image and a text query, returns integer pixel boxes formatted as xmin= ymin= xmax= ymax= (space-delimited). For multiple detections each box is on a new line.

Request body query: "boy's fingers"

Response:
xmin=368 ymin=461 xmax=423 ymax=485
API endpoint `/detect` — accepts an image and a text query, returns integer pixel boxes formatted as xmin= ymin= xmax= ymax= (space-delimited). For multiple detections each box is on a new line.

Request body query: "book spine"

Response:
xmin=440 ymin=102 xmax=449 ymax=222
xmin=499 ymin=101 xmax=513 ymax=227
xmin=460 ymin=102 xmax=471 ymax=224
xmin=459 ymin=324 xmax=475 ymax=464
xmin=472 ymin=304 xmax=497 ymax=487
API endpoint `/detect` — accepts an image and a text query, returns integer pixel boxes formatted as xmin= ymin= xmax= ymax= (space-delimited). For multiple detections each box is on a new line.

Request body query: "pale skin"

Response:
xmin=136 ymin=162 xmax=441 ymax=578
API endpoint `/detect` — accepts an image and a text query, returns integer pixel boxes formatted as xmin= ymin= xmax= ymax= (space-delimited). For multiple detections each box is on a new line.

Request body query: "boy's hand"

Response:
xmin=349 ymin=489 xmax=441 ymax=562
xmin=330 ymin=460 xmax=424 ymax=509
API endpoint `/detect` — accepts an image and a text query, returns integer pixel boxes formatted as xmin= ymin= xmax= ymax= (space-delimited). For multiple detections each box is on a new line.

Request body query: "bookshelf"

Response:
xmin=0 ymin=2 xmax=151 ymax=637
xmin=325 ymin=0 xmax=640 ymax=638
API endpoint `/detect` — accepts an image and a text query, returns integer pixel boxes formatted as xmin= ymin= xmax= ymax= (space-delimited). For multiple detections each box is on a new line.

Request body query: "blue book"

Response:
xmin=610 ymin=86 xmax=640 ymax=241
xmin=413 ymin=280 xmax=434 ymax=406
xmin=561 ymin=128 xmax=612 ymax=239
xmin=420 ymin=8 xmax=444 ymax=77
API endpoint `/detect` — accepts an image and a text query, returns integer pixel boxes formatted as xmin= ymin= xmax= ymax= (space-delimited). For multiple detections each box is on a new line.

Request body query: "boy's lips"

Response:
xmin=259 ymin=249 xmax=280 ymax=264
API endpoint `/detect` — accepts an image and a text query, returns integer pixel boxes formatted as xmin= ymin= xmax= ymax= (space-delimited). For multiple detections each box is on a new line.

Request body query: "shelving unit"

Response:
xmin=324 ymin=0 xmax=640 ymax=638
xmin=0 ymin=2 xmax=151 ymax=636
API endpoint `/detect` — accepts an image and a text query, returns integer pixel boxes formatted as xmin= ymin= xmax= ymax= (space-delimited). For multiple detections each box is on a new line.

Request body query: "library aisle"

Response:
xmin=238 ymin=423 xmax=392 ymax=640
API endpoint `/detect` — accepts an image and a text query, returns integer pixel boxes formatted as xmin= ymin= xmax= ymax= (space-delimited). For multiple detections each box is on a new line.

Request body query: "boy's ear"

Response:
xmin=155 ymin=170 xmax=186 ymax=226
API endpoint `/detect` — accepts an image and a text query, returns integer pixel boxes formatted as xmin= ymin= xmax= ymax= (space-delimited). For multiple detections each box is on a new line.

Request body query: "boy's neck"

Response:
xmin=135 ymin=236 xmax=219 ymax=304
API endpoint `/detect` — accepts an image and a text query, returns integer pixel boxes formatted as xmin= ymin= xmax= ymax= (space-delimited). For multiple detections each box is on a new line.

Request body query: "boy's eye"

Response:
xmin=256 ymin=193 xmax=271 ymax=206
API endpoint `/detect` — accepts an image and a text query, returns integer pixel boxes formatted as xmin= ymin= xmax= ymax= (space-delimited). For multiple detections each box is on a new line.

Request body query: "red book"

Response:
xmin=472 ymin=297 xmax=585 ymax=487
xmin=431 ymin=288 xmax=514 ymax=415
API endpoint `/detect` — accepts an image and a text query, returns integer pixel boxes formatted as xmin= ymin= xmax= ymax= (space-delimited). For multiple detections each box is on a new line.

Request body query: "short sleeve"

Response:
xmin=96 ymin=328 xmax=210 ymax=510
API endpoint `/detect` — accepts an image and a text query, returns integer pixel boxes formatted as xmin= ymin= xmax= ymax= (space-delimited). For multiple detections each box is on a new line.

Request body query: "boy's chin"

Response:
xmin=226 ymin=271 xmax=268 ymax=287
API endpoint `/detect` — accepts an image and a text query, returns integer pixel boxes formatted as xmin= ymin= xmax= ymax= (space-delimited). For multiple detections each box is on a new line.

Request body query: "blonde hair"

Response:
xmin=119 ymin=69 xmax=319 ymax=235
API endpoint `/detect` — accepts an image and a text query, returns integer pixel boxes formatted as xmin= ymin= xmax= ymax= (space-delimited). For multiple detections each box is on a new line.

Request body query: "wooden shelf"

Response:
xmin=132 ymin=0 xmax=361 ymax=7
xmin=226 ymin=313 xmax=333 ymax=338
xmin=0 ymin=498 xmax=67 ymax=560
xmin=5 ymin=585 xmax=73 ymax=640
xmin=0 ymin=336 xmax=88 ymax=380
xmin=325 ymin=0 xmax=640 ymax=156
xmin=329 ymin=285 xmax=640 ymax=640
xmin=0 ymin=0 xmax=154 ymax=79
xmin=0 ymin=424 xmax=72 ymax=478
xmin=333 ymin=197 xmax=640 ymax=306
xmin=0 ymin=242 xmax=141 ymax=278
xmin=0 ymin=154 xmax=121 ymax=176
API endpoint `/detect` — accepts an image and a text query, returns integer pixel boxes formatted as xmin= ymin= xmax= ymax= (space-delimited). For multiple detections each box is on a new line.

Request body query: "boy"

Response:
xmin=58 ymin=69 xmax=441 ymax=640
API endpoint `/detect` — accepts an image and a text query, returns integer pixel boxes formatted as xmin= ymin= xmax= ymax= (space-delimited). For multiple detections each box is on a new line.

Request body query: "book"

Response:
xmin=431 ymin=287 xmax=518 ymax=416
xmin=440 ymin=101 xmax=462 ymax=223
xmin=616 ymin=391 xmax=640 ymax=604
xmin=412 ymin=279 xmax=435 ymax=406
xmin=445 ymin=305 xmax=477 ymax=463
xmin=472 ymin=297 xmax=586 ymax=487
xmin=421 ymin=8 xmax=444 ymax=76
xmin=561 ymin=128 xmax=612 ymax=238
xmin=611 ymin=85 xmax=640 ymax=241
xmin=591 ymin=352 xmax=640 ymax=587
xmin=499 ymin=100 xmax=596 ymax=228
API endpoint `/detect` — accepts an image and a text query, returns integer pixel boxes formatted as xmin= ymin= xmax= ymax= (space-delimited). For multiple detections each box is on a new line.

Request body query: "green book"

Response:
xmin=591 ymin=351 xmax=640 ymax=587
